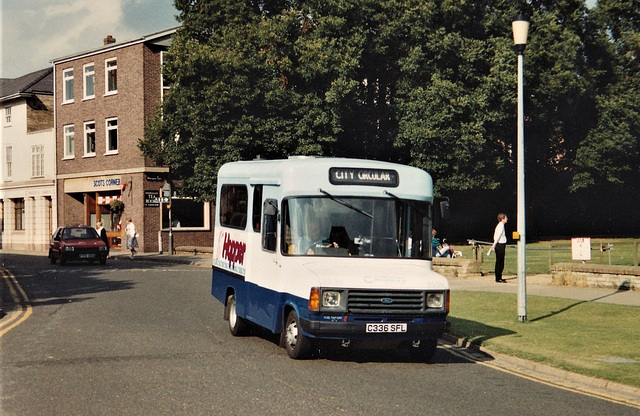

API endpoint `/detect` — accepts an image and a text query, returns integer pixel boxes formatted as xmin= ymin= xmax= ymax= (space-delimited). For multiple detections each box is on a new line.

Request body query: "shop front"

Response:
xmin=62 ymin=175 xmax=124 ymax=248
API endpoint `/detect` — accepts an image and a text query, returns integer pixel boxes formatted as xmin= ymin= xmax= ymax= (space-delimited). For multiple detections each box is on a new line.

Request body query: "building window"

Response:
xmin=105 ymin=58 xmax=117 ymax=94
xmin=83 ymin=63 xmax=95 ymax=99
xmin=163 ymin=198 xmax=210 ymax=230
xmin=84 ymin=121 xmax=96 ymax=156
xmin=4 ymin=106 xmax=11 ymax=125
xmin=64 ymin=124 xmax=75 ymax=158
xmin=161 ymin=51 xmax=169 ymax=100
xmin=63 ymin=68 xmax=74 ymax=103
xmin=105 ymin=118 xmax=118 ymax=153
xmin=14 ymin=198 xmax=25 ymax=230
xmin=5 ymin=146 xmax=12 ymax=178
xmin=31 ymin=145 xmax=44 ymax=177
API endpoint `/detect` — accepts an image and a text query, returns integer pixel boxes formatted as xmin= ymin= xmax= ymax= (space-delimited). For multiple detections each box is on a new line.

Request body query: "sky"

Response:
xmin=1 ymin=0 xmax=599 ymax=80
xmin=0 ymin=0 xmax=180 ymax=79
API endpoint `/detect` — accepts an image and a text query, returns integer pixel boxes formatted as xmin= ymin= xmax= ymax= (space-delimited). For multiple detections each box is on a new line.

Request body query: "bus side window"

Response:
xmin=220 ymin=184 xmax=248 ymax=229
xmin=262 ymin=199 xmax=278 ymax=252
xmin=252 ymin=185 xmax=263 ymax=232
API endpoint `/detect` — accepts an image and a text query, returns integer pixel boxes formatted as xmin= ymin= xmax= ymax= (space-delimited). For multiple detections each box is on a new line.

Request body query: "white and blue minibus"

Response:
xmin=211 ymin=156 xmax=450 ymax=360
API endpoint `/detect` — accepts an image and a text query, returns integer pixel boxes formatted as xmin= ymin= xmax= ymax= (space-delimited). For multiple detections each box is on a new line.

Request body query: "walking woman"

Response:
xmin=125 ymin=217 xmax=138 ymax=259
xmin=487 ymin=213 xmax=508 ymax=283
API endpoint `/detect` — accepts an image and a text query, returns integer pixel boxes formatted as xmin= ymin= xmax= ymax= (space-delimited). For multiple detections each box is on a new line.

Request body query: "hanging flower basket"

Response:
xmin=109 ymin=199 xmax=125 ymax=214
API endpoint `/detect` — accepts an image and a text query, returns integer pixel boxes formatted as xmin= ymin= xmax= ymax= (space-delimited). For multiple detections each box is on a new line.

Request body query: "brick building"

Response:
xmin=52 ymin=28 xmax=214 ymax=253
xmin=0 ymin=68 xmax=55 ymax=251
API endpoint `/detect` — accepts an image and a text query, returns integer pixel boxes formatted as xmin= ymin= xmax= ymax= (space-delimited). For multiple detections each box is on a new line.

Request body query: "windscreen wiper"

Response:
xmin=318 ymin=189 xmax=373 ymax=219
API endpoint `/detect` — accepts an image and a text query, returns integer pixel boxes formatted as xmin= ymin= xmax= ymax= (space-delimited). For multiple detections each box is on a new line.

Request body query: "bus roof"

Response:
xmin=218 ymin=157 xmax=434 ymax=201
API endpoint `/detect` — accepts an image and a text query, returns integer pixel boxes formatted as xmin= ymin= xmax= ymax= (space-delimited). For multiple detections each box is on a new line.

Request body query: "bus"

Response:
xmin=211 ymin=156 xmax=450 ymax=360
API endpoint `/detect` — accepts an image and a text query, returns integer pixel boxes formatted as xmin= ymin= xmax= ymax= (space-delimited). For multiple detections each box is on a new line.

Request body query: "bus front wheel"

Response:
xmin=283 ymin=310 xmax=312 ymax=359
xmin=408 ymin=339 xmax=438 ymax=362
xmin=225 ymin=294 xmax=248 ymax=336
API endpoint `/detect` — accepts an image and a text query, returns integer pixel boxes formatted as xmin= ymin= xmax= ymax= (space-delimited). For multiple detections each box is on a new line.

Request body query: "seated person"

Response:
xmin=328 ymin=226 xmax=358 ymax=256
xmin=295 ymin=224 xmax=355 ymax=256
xmin=432 ymin=228 xmax=452 ymax=258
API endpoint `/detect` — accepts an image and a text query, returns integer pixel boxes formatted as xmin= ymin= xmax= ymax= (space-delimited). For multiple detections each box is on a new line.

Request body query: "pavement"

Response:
xmin=3 ymin=249 xmax=640 ymax=405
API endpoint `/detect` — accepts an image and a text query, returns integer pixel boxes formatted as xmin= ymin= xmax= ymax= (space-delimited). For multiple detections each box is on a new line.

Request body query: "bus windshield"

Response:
xmin=283 ymin=196 xmax=432 ymax=258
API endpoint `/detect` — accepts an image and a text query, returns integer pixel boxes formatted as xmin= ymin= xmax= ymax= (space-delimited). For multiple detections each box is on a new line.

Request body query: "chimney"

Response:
xmin=103 ymin=35 xmax=116 ymax=46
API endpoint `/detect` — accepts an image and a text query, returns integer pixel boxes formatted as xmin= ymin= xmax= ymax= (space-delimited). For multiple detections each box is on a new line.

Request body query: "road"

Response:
xmin=1 ymin=253 xmax=638 ymax=415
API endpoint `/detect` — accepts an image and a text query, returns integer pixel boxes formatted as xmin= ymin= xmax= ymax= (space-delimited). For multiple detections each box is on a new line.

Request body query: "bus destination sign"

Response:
xmin=329 ymin=167 xmax=399 ymax=187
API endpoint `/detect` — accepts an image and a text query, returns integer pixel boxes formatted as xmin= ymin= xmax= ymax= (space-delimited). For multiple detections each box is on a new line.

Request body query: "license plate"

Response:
xmin=79 ymin=253 xmax=95 ymax=259
xmin=365 ymin=323 xmax=407 ymax=333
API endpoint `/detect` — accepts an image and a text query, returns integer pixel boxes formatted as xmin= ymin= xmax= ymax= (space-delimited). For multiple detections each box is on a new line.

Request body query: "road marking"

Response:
xmin=0 ymin=268 xmax=32 ymax=337
xmin=440 ymin=343 xmax=640 ymax=410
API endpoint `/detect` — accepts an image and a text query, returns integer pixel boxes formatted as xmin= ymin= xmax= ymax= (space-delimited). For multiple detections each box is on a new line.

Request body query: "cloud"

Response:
xmin=1 ymin=0 xmax=177 ymax=78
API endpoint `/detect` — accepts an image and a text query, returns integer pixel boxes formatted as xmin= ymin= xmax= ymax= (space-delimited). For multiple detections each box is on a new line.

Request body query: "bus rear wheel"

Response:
xmin=225 ymin=294 xmax=248 ymax=336
xmin=283 ymin=310 xmax=312 ymax=359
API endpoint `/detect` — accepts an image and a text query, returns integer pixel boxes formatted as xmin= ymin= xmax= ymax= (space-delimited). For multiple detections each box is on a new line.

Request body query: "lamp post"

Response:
xmin=161 ymin=181 xmax=173 ymax=255
xmin=512 ymin=14 xmax=530 ymax=322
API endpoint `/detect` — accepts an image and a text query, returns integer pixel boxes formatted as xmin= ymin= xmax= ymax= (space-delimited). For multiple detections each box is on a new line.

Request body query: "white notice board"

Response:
xmin=571 ymin=237 xmax=591 ymax=261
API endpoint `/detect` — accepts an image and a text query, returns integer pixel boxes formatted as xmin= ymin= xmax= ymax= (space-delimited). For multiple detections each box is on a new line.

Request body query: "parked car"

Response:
xmin=49 ymin=226 xmax=108 ymax=265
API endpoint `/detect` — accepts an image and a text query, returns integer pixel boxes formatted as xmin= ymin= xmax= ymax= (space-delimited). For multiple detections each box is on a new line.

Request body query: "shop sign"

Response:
xmin=145 ymin=190 xmax=170 ymax=207
xmin=64 ymin=176 xmax=123 ymax=193
xmin=145 ymin=190 xmax=160 ymax=207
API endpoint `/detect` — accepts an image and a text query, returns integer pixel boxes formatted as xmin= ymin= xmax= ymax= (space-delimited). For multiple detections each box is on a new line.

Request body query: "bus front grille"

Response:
xmin=347 ymin=290 xmax=425 ymax=314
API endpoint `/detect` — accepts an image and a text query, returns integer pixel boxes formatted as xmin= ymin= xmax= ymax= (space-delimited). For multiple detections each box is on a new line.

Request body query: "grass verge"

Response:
xmin=448 ymin=290 xmax=640 ymax=388
xmin=454 ymin=238 xmax=640 ymax=275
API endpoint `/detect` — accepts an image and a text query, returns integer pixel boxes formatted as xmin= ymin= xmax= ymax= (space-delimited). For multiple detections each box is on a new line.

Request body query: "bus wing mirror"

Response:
xmin=440 ymin=200 xmax=450 ymax=220
xmin=263 ymin=199 xmax=278 ymax=216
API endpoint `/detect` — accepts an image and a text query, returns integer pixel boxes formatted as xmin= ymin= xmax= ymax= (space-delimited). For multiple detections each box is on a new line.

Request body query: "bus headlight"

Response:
xmin=322 ymin=291 xmax=341 ymax=307
xmin=426 ymin=292 xmax=444 ymax=308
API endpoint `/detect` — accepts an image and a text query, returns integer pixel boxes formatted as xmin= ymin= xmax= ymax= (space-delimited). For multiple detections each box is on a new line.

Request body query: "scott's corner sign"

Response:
xmin=64 ymin=176 xmax=122 ymax=193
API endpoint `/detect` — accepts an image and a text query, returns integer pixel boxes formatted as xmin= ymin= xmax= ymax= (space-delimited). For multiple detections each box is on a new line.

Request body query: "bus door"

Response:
xmin=245 ymin=187 xmax=281 ymax=331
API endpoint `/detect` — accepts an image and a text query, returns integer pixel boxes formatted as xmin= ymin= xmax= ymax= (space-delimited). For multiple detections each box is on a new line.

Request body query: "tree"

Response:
xmin=571 ymin=0 xmax=640 ymax=191
xmin=141 ymin=0 xmax=639 ymax=235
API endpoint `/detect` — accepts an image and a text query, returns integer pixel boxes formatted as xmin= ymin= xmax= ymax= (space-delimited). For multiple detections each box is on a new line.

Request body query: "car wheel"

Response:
xmin=283 ymin=310 xmax=312 ymax=359
xmin=225 ymin=294 xmax=248 ymax=336
xmin=49 ymin=250 xmax=57 ymax=264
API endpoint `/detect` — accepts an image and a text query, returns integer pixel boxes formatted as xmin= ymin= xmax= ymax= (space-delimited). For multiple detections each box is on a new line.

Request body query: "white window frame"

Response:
xmin=83 ymin=63 xmax=95 ymax=100
xmin=31 ymin=145 xmax=45 ymax=177
xmin=161 ymin=51 xmax=169 ymax=100
xmin=105 ymin=117 xmax=118 ymax=154
xmin=162 ymin=198 xmax=211 ymax=231
xmin=84 ymin=121 xmax=96 ymax=157
xmin=5 ymin=146 xmax=12 ymax=178
xmin=105 ymin=58 xmax=117 ymax=95
xmin=63 ymin=124 xmax=75 ymax=159
xmin=63 ymin=68 xmax=74 ymax=103
xmin=14 ymin=198 xmax=25 ymax=231
xmin=4 ymin=106 xmax=12 ymax=125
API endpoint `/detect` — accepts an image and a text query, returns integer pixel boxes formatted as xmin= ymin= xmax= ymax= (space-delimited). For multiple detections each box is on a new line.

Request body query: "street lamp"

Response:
xmin=161 ymin=181 xmax=173 ymax=255
xmin=512 ymin=14 xmax=530 ymax=322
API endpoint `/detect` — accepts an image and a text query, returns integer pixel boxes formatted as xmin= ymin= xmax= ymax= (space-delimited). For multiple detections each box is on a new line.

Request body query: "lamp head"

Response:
xmin=511 ymin=14 xmax=530 ymax=54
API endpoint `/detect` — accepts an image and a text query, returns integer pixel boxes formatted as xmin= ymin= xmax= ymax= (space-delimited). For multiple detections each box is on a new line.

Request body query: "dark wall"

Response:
xmin=438 ymin=185 xmax=639 ymax=243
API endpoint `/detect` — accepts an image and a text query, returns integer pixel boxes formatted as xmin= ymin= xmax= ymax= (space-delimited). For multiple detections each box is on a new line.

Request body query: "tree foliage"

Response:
xmin=140 ymin=0 xmax=640 ymax=204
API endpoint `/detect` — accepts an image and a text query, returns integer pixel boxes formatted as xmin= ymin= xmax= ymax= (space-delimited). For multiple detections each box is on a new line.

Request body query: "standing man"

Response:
xmin=487 ymin=213 xmax=508 ymax=283
xmin=96 ymin=221 xmax=110 ymax=258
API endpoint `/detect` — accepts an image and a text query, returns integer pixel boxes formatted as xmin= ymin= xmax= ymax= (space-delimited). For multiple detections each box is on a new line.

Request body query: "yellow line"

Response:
xmin=441 ymin=343 xmax=640 ymax=410
xmin=0 ymin=268 xmax=33 ymax=337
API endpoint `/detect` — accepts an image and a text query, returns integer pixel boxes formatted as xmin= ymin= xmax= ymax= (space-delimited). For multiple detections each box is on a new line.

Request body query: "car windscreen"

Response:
xmin=62 ymin=228 xmax=99 ymax=240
